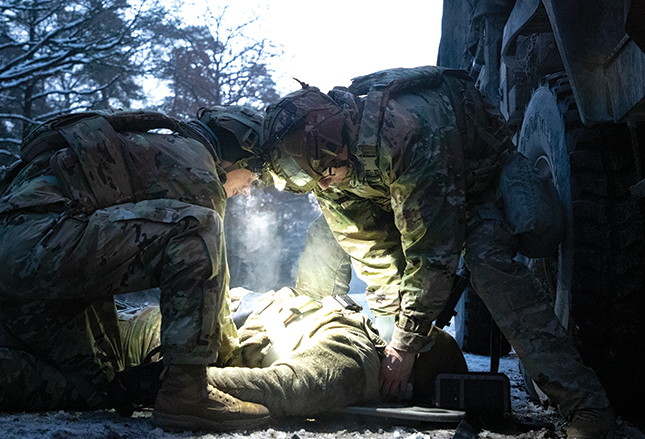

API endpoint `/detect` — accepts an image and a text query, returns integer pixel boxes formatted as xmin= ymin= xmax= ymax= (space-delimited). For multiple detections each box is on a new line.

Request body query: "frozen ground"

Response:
xmin=1 ymin=352 xmax=644 ymax=439
xmin=1 ymin=291 xmax=643 ymax=439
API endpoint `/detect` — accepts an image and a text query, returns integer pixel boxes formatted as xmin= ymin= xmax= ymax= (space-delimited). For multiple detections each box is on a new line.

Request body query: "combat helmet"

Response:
xmin=195 ymin=105 xmax=264 ymax=173
xmin=256 ymin=84 xmax=359 ymax=193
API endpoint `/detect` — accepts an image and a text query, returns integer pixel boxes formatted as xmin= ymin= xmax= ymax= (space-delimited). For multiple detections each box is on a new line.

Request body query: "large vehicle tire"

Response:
xmin=518 ymin=74 xmax=645 ymax=419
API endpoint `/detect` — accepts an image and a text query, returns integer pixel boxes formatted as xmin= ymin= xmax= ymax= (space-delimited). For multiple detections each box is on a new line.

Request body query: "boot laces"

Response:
xmin=207 ymin=385 xmax=235 ymax=404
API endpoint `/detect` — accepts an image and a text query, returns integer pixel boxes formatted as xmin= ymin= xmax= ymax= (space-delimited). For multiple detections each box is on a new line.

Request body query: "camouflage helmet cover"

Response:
xmin=198 ymin=105 xmax=263 ymax=153
xmin=197 ymin=105 xmax=264 ymax=173
xmin=257 ymin=86 xmax=359 ymax=193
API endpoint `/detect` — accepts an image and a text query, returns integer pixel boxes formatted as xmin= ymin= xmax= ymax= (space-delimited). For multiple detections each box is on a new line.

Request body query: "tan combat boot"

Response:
xmin=566 ymin=406 xmax=615 ymax=439
xmin=152 ymin=364 xmax=270 ymax=432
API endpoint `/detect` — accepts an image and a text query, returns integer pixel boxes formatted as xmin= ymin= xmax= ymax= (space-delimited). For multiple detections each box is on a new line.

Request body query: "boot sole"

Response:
xmin=151 ymin=411 xmax=270 ymax=432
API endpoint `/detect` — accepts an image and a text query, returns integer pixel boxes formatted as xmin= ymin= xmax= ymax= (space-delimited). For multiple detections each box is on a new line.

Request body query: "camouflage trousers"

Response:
xmin=295 ymin=215 xmax=353 ymax=300
xmin=0 ymin=199 xmax=229 ymax=408
xmin=0 ymin=302 xmax=162 ymax=411
xmin=463 ymin=197 xmax=610 ymax=417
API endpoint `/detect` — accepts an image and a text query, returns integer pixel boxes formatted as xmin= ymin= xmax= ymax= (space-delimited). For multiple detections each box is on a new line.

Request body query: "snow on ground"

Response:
xmin=1 ymin=291 xmax=642 ymax=438
xmin=1 ymin=352 xmax=644 ymax=439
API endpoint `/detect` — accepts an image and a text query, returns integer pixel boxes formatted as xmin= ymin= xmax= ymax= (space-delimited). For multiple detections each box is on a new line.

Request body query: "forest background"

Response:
xmin=0 ymin=0 xmax=336 ymax=293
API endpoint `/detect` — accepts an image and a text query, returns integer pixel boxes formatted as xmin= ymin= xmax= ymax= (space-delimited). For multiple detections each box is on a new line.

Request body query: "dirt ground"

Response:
xmin=1 ymin=353 xmax=643 ymax=439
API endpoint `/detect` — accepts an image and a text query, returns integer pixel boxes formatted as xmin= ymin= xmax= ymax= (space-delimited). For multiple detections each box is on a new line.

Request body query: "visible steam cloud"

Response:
xmin=224 ymin=187 xmax=321 ymax=294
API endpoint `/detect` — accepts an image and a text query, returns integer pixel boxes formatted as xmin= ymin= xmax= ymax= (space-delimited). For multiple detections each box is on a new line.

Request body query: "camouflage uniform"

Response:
xmin=0 ymin=112 xmax=236 ymax=410
xmin=308 ymin=69 xmax=610 ymax=416
xmin=0 ymin=301 xmax=163 ymax=411
xmin=295 ymin=214 xmax=353 ymax=300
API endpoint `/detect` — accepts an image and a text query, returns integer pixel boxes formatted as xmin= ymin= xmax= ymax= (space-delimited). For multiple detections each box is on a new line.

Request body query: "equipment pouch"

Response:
xmin=50 ymin=148 xmax=96 ymax=209
xmin=50 ymin=115 xmax=135 ymax=211
xmin=496 ymin=150 xmax=564 ymax=258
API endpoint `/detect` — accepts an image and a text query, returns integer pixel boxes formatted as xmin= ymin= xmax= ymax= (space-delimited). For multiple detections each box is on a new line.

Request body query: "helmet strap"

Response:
xmin=222 ymin=158 xmax=248 ymax=173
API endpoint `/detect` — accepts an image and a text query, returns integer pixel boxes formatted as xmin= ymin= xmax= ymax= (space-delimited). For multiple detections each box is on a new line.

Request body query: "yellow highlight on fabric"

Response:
xmin=269 ymin=170 xmax=287 ymax=191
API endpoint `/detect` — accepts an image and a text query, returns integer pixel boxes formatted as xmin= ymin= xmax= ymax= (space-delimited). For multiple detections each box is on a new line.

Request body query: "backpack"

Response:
xmin=0 ymin=159 xmax=23 ymax=197
xmin=345 ymin=66 xmax=508 ymax=193
xmin=344 ymin=66 xmax=456 ymax=186
xmin=20 ymin=110 xmax=223 ymax=213
xmin=346 ymin=67 xmax=563 ymax=257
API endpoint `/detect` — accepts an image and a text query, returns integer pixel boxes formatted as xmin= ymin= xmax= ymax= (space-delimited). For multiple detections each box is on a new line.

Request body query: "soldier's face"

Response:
xmin=223 ymin=167 xmax=258 ymax=198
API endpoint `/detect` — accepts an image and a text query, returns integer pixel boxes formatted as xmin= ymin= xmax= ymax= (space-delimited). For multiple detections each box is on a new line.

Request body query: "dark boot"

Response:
xmin=566 ymin=407 xmax=615 ymax=439
xmin=152 ymin=364 xmax=270 ymax=432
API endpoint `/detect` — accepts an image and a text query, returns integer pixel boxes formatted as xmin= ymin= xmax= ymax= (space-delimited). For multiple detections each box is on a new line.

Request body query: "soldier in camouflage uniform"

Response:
xmin=209 ymin=286 xmax=466 ymax=418
xmin=0 ymin=107 xmax=269 ymax=432
xmin=100 ymin=283 xmax=466 ymax=419
xmin=258 ymin=66 xmax=615 ymax=439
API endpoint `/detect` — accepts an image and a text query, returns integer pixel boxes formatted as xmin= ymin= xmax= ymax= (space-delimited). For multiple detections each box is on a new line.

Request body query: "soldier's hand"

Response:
xmin=378 ymin=345 xmax=415 ymax=402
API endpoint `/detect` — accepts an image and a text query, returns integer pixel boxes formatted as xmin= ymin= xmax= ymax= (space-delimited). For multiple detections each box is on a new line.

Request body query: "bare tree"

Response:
xmin=0 ymin=0 xmax=163 ymax=158
xmin=154 ymin=4 xmax=281 ymax=119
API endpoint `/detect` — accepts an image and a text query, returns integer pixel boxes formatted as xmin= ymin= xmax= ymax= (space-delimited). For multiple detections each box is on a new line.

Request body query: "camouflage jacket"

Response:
xmin=315 ymin=69 xmax=509 ymax=353
xmin=0 ymin=112 xmax=227 ymax=218
xmin=0 ymin=112 xmax=234 ymax=388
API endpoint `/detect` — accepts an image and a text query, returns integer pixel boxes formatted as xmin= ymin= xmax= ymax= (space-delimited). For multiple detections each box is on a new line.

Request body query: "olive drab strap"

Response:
xmin=350 ymin=66 xmax=466 ymax=186
xmin=355 ymin=86 xmax=389 ymax=185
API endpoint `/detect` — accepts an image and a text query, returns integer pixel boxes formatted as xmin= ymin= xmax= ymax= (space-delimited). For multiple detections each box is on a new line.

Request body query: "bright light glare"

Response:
xmin=170 ymin=1 xmax=443 ymax=95
xmin=269 ymin=170 xmax=287 ymax=191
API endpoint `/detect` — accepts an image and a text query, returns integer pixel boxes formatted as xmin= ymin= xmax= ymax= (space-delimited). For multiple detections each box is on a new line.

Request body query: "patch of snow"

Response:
xmin=2 ymin=352 xmax=643 ymax=438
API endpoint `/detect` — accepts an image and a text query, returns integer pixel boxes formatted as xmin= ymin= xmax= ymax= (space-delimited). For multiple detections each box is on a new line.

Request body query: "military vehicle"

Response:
xmin=437 ymin=0 xmax=645 ymax=419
